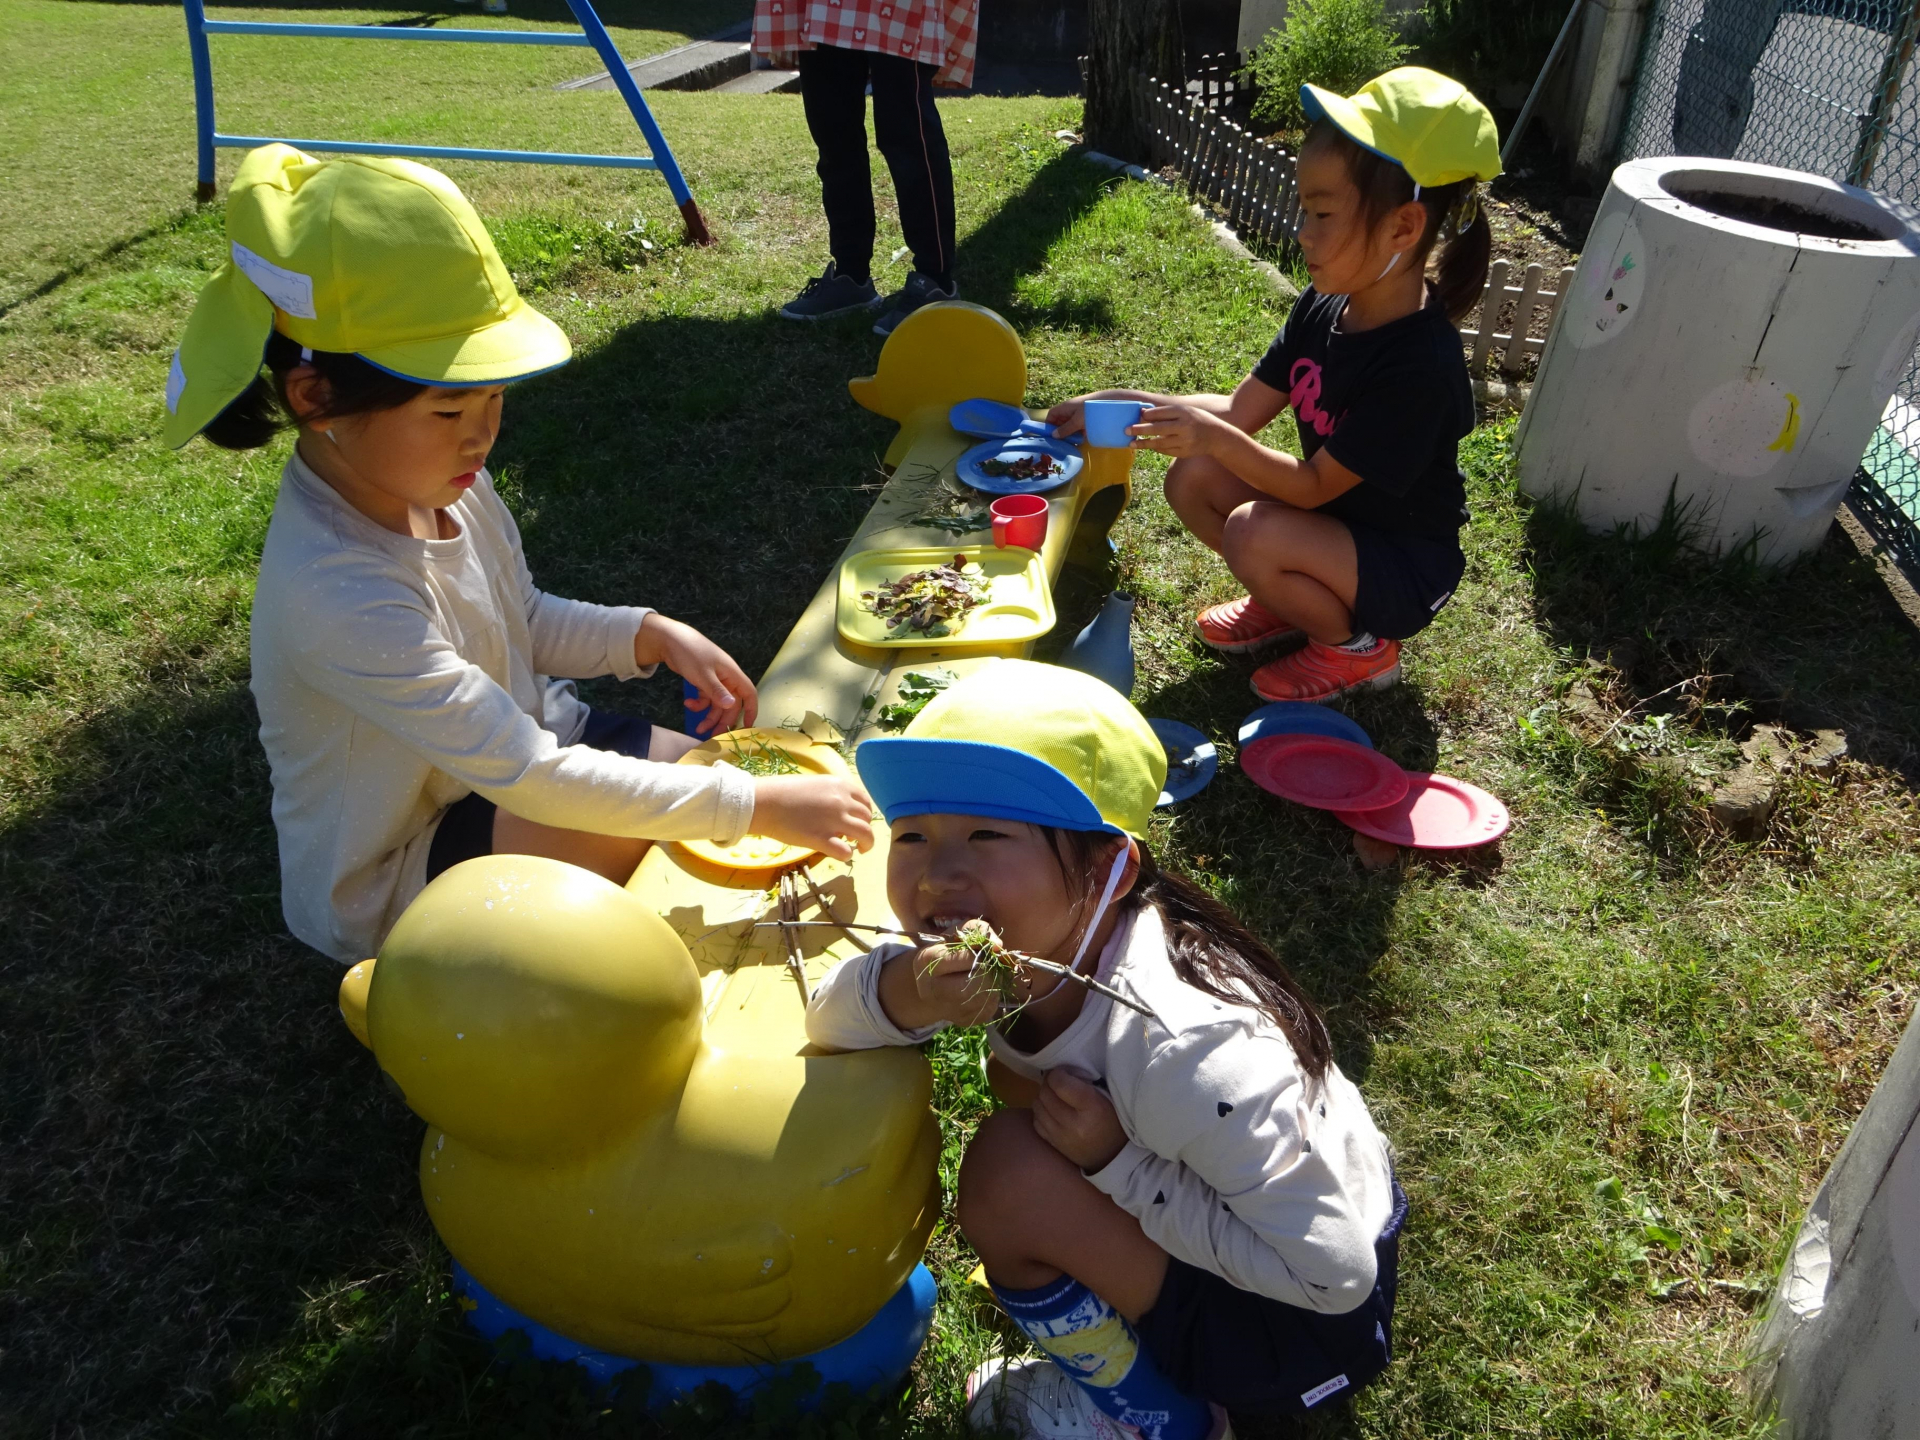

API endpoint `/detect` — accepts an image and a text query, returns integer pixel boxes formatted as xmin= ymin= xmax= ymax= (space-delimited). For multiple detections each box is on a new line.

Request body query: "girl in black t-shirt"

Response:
xmin=1050 ymin=68 xmax=1500 ymax=704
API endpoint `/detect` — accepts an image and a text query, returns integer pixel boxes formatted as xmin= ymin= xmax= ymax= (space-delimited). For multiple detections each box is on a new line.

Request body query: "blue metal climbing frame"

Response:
xmin=180 ymin=0 xmax=711 ymax=241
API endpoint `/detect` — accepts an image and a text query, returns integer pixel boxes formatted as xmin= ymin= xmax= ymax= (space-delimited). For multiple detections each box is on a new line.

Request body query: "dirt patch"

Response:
xmin=1464 ymin=148 xmax=1593 ymax=385
xmin=1663 ymin=185 xmax=1887 ymax=242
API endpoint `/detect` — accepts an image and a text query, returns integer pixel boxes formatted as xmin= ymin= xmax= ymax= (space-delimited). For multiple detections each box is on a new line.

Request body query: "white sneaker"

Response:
xmin=965 ymin=1357 xmax=1136 ymax=1438
xmin=964 ymin=1357 xmax=1237 ymax=1440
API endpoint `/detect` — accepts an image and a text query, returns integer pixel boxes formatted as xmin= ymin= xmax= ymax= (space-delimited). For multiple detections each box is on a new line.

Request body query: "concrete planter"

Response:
xmin=1516 ymin=157 xmax=1920 ymax=563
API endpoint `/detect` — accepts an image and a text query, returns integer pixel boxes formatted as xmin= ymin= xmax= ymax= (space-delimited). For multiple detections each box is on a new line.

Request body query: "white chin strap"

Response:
xmin=1375 ymin=184 xmax=1423 ymax=283
xmin=1028 ymin=842 xmax=1133 ymax=1006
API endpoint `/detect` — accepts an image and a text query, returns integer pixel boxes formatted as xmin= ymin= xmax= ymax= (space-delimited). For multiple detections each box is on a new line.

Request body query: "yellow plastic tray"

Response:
xmin=672 ymin=727 xmax=849 ymax=873
xmin=836 ymin=545 xmax=1056 ymax=650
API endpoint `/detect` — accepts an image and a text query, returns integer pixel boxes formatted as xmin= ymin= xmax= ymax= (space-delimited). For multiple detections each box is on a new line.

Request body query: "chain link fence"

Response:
xmin=1617 ymin=0 xmax=1920 ymax=580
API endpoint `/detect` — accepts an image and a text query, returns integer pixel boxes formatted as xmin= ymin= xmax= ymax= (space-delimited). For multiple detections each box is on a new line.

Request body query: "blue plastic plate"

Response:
xmin=1149 ymin=718 xmax=1218 ymax=807
xmin=1238 ymin=701 xmax=1372 ymax=750
xmin=950 ymin=397 xmax=1055 ymax=440
xmin=957 ymin=437 xmax=1083 ymax=495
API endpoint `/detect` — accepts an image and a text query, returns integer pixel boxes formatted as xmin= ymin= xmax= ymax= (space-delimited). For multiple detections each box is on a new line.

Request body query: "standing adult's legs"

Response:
xmin=868 ymin=53 xmax=956 ymax=288
xmin=799 ymin=44 xmax=877 ymax=283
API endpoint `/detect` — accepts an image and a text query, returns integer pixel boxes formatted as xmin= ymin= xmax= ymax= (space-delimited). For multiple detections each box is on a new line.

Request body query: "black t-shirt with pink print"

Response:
xmin=1250 ymin=286 xmax=1472 ymax=544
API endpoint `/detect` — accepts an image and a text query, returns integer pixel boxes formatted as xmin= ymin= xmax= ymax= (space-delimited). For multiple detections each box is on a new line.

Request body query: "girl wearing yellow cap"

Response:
xmin=1050 ymin=68 xmax=1499 ymax=706
xmin=807 ymin=662 xmax=1402 ymax=1439
xmin=167 ymin=146 xmax=874 ymax=964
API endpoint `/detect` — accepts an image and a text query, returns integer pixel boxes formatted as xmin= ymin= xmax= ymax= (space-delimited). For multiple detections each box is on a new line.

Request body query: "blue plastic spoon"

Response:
xmin=950 ymin=397 xmax=1055 ymax=440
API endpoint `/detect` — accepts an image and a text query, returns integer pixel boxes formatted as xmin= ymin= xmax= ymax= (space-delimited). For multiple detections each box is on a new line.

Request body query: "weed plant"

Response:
xmin=1244 ymin=0 xmax=1412 ymax=131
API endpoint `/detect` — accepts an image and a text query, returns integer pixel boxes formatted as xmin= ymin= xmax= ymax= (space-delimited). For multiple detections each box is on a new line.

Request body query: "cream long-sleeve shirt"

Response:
xmin=805 ymin=905 xmax=1397 ymax=1313
xmin=249 ymin=452 xmax=755 ymax=963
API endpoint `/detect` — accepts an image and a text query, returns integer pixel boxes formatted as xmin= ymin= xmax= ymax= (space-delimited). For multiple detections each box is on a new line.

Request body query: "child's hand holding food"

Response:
xmin=877 ymin=939 xmax=1017 ymax=1031
xmin=750 ymin=773 xmax=877 ymax=862
xmin=1031 ymin=1068 xmax=1128 ymax=1173
xmin=635 ymin=615 xmax=759 ymax=737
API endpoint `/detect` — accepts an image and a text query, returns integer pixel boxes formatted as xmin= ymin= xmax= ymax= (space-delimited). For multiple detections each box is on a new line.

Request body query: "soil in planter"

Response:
xmin=1665 ymin=187 xmax=1887 ymax=242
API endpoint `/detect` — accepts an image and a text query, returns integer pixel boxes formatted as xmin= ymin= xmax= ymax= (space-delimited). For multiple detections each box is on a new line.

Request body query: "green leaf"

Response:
xmin=1642 ymin=1222 xmax=1685 ymax=1250
xmin=1594 ymin=1176 xmax=1625 ymax=1205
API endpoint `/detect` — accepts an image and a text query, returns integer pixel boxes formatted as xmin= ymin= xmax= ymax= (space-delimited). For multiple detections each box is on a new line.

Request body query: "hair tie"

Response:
xmin=1449 ymin=187 xmax=1482 ymax=236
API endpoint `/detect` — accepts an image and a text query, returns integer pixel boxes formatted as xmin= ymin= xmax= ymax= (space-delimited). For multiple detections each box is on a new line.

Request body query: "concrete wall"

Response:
xmin=1538 ymin=0 xmax=1652 ymax=181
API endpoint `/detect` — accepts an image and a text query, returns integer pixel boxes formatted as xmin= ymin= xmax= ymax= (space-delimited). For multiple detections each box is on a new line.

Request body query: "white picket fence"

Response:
xmin=1462 ymin=260 xmax=1576 ymax=376
xmin=1134 ymin=73 xmax=1572 ymax=376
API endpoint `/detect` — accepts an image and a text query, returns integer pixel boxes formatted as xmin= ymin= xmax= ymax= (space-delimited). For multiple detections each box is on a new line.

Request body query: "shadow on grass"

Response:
xmin=1521 ymin=497 xmax=1920 ymax=784
xmin=0 ymin=149 xmax=1117 ymax=1438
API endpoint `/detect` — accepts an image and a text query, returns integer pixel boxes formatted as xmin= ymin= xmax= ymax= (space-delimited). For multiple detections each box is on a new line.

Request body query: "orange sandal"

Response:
xmin=1251 ymin=638 xmax=1402 ymax=703
xmin=1194 ymin=596 xmax=1302 ymax=654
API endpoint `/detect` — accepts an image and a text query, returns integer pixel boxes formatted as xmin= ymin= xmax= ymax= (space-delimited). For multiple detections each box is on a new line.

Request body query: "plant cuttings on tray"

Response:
xmin=715 ymin=735 xmax=806 ymax=777
xmin=978 ymin=452 xmax=1060 ymax=481
xmin=859 ymin=554 xmax=988 ymax=638
xmin=873 ymin=668 xmax=957 ymax=731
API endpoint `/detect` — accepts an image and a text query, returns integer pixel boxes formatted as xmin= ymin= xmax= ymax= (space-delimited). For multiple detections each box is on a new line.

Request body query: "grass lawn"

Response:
xmin=5 ymin=2 xmax=1920 ymax=1435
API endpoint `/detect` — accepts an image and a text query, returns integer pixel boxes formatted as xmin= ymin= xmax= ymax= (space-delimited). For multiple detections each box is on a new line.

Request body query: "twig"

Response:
xmin=775 ymin=873 xmax=810 ymax=1003
xmin=755 ymin=919 xmax=1157 ymax=1018
xmin=796 ymin=865 xmax=871 ymax=954
xmin=1008 ymin=952 xmax=1158 ymax=1019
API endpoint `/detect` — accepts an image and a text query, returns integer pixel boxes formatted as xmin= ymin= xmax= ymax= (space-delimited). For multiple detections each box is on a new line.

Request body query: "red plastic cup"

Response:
xmin=991 ymin=494 xmax=1049 ymax=550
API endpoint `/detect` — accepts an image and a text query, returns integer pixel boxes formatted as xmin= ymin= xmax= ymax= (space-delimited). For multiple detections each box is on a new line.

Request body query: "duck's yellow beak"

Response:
xmin=339 ymin=958 xmax=376 ymax=1049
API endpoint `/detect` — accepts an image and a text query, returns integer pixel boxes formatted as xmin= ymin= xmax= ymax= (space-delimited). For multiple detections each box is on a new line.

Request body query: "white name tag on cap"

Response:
xmin=1301 ymin=1374 xmax=1350 ymax=1407
xmin=231 ymin=241 xmax=317 ymax=319
xmin=165 ymin=350 xmax=187 ymax=414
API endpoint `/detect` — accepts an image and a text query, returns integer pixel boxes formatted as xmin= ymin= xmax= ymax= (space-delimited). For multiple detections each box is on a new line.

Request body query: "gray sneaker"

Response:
xmin=873 ymin=271 xmax=957 ymax=336
xmin=779 ymin=263 xmax=881 ymax=321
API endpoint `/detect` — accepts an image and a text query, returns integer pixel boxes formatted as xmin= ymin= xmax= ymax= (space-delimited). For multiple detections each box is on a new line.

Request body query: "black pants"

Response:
xmin=799 ymin=43 xmax=955 ymax=286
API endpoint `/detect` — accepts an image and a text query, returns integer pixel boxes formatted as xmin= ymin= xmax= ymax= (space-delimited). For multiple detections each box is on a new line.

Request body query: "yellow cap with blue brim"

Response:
xmin=1301 ymin=66 xmax=1502 ymax=190
xmin=855 ymin=660 xmax=1167 ymax=842
xmin=164 ymin=144 xmax=571 ymax=449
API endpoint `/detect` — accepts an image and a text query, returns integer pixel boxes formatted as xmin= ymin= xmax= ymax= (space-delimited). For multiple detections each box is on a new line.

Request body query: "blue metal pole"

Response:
xmin=562 ymin=0 xmax=712 ymax=243
xmin=214 ymin=134 xmax=662 ymax=169
xmin=182 ymin=0 xmax=218 ymax=200
xmin=200 ymin=20 xmax=593 ymax=45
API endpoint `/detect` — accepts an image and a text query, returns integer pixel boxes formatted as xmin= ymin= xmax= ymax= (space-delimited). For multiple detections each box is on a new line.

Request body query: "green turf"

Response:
xmin=4 ymin=3 xmax=1920 ymax=1435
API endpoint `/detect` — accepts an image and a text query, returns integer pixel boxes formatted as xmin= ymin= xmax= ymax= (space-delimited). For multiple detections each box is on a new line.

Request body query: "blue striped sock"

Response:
xmin=990 ymin=1273 xmax=1212 ymax=1440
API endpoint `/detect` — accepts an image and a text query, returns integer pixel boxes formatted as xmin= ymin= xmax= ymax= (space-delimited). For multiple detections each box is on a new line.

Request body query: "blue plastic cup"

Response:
xmin=682 ymin=677 xmax=712 ymax=736
xmin=1082 ymin=399 xmax=1145 ymax=449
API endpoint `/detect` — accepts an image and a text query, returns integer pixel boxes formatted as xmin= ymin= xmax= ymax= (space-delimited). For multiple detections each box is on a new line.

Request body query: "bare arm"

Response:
xmin=1047 ymin=372 xmax=1290 ymax=439
xmin=1133 ymin=372 xmax=1365 ymax=510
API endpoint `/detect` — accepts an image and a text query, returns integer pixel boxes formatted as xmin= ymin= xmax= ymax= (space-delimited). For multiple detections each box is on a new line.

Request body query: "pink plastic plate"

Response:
xmin=1337 ymin=772 xmax=1510 ymax=849
xmin=1240 ymin=735 xmax=1409 ymax=813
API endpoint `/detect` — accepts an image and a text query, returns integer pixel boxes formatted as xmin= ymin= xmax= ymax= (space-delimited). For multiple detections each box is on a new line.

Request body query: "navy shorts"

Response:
xmin=424 ymin=708 xmax=656 ymax=881
xmin=1134 ymin=1180 xmax=1408 ymax=1416
xmin=1349 ymin=525 xmax=1465 ymax=641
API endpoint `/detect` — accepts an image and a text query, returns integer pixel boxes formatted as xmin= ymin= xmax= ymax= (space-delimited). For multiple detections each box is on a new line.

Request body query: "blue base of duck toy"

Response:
xmin=452 ymin=1260 xmax=938 ymax=1409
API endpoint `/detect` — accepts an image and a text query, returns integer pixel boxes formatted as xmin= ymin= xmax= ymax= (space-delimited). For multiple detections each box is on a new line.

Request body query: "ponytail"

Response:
xmin=1430 ymin=191 xmax=1492 ymax=326
xmin=200 ymin=330 xmax=429 ymax=451
xmin=1039 ymin=830 xmax=1334 ymax=1082
xmin=1302 ymin=118 xmax=1493 ymax=326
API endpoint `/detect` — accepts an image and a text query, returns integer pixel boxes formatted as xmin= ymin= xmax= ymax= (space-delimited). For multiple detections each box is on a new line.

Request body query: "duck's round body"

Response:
xmin=346 ymin=852 xmax=940 ymax=1365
